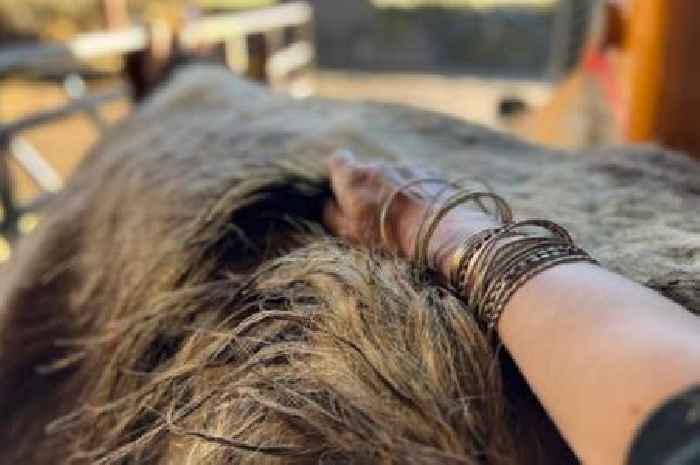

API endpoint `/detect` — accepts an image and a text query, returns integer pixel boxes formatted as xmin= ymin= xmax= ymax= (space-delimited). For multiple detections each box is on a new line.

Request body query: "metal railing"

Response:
xmin=0 ymin=1 xmax=316 ymax=246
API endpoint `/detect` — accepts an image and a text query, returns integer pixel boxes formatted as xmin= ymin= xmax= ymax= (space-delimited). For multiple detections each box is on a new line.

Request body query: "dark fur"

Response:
xmin=0 ymin=65 xmax=575 ymax=465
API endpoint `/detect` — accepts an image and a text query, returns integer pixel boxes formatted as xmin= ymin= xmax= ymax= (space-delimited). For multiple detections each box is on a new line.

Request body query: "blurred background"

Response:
xmin=1 ymin=0 xmax=699 ymax=262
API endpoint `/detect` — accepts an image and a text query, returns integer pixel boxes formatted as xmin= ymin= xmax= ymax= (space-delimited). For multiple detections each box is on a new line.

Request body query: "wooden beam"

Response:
xmin=653 ymin=1 xmax=700 ymax=157
xmin=68 ymin=27 xmax=149 ymax=60
xmin=267 ymin=41 xmax=315 ymax=81
xmin=624 ymin=0 xmax=668 ymax=143
xmin=246 ymin=33 xmax=269 ymax=82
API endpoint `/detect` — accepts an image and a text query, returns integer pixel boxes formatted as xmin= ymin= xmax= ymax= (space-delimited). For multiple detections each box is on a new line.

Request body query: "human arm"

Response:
xmin=323 ymin=151 xmax=700 ymax=465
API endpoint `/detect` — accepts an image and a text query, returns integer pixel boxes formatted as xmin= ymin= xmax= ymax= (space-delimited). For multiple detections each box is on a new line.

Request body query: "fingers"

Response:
xmin=327 ymin=149 xmax=357 ymax=188
xmin=327 ymin=149 xmax=362 ymax=208
xmin=323 ymin=199 xmax=354 ymax=241
xmin=327 ymin=148 xmax=356 ymax=171
xmin=325 ymin=149 xmax=415 ymax=249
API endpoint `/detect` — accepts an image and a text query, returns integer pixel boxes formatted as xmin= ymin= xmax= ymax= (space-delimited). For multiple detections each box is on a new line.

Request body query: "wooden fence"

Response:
xmin=0 ymin=1 xmax=315 ymax=245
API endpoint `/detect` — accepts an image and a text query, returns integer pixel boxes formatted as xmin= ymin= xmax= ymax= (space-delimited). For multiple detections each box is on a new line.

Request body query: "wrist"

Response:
xmin=432 ymin=211 xmax=499 ymax=280
xmin=396 ymin=202 xmax=498 ymax=278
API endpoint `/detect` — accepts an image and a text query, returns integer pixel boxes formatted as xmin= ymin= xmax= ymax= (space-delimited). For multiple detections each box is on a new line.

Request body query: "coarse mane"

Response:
xmin=5 ymin=63 xmax=700 ymax=464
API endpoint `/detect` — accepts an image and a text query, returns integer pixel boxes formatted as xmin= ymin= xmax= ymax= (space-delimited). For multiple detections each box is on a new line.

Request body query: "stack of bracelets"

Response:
xmin=381 ymin=183 xmax=597 ymax=331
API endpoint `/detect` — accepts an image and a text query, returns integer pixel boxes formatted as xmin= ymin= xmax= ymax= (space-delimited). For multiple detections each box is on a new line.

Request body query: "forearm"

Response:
xmin=423 ymin=212 xmax=700 ymax=465
xmin=324 ymin=154 xmax=700 ymax=465
xmin=496 ymin=262 xmax=700 ymax=465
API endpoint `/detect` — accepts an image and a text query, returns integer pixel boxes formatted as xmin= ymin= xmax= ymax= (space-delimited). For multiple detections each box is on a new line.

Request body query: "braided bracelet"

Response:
xmin=480 ymin=246 xmax=597 ymax=329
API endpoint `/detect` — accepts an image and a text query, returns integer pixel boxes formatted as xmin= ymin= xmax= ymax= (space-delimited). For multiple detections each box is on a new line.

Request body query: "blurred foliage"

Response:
xmin=0 ymin=0 xmax=275 ymax=41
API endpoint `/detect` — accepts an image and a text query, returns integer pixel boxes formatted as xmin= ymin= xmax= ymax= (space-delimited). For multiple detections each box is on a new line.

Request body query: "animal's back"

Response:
xmin=1 ymin=65 xmax=699 ymax=465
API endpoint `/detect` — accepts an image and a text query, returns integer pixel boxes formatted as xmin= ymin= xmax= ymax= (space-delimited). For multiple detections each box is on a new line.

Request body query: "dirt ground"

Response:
xmin=314 ymin=70 xmax=551 ymax=129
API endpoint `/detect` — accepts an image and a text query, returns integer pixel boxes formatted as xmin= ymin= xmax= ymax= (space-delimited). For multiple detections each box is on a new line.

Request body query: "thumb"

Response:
xmin=323 ymin=199 xmax=355 ymax=241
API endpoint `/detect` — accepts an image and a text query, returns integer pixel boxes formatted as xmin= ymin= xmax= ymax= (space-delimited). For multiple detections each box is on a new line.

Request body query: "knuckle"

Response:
xmin=347 ymin=163 xmax=385 ymax=186
xmin=365 ymin=166 xmax=385 ymax=184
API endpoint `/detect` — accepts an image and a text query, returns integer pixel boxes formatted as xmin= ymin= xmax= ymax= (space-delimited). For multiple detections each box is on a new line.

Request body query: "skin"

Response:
xmin=323 ymin=150 xmax=700 ymax=465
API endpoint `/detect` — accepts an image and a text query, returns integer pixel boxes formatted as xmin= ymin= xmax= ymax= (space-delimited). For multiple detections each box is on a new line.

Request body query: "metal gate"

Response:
xmin=0 ymin=1 xmax=315 ymax=256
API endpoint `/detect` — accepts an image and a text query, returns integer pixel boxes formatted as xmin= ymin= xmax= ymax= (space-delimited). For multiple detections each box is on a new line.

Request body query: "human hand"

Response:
xmin=323 ymin=150 xmax=499 ymax=277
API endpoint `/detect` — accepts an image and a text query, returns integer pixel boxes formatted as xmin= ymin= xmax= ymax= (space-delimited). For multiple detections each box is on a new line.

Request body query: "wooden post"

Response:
xmin=224 ymin=36 xmax=249 ymax=75
xmin=624 ymin=0 xmax=668 ymax=143
xmin=298 ymin=16 xmax=317 ymax=70
xmin=247 ymin=33 xmax=269 ymax=82
xmin=648 ymin=2 xmax=700 ymax=157
xmin=125 ymin=21 xmax=175 ymax=102
xmin=0 ymin=132 xmax=18 ymax=240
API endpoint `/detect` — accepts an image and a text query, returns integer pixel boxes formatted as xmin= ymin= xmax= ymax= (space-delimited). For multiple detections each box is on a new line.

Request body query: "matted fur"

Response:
xmin=3 ymin=64 xmax=698 ymax=465
xmin=0 ymin=141 xmax=570 ymax=464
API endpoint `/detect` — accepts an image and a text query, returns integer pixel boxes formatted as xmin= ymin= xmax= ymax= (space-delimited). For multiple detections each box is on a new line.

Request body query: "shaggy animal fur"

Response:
xmin=1 ymin=65 xmax=699 ymax=465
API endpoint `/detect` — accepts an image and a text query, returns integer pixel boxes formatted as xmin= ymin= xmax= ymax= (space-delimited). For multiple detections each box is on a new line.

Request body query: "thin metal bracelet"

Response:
xmin=451 ymin=218 xmax=593 ymax=329
xmin=415 ymin=190 xmax=513 ymax=273
xmin=480 ymin=242 xmax=578 ymax=319
xmin=465 ymin=218 xmax=577 ymax=307
xmin=482 ymin=251 xmax=597 ymax=330
xmin=448 ymin=228 xmax=500 ymax=288
xmin=449 ymin=226 xmax=510 ymax=291
xmin=477 ymin=238 xmax=566 ymax=304
xmin=411 ymin=184 xmax=467 ymax=275
xmin=379 ymin=178 xmax=452 ymax=252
